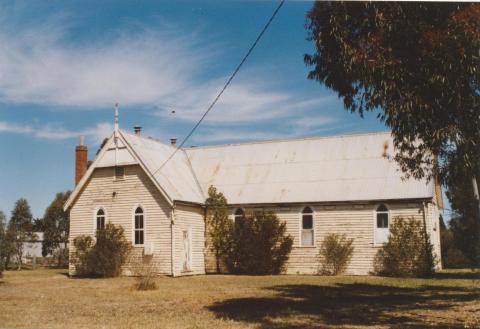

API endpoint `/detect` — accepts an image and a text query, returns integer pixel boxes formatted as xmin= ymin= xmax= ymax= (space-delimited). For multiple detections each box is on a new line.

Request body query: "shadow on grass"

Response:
xmin=434 ymin=270 xmax=480 ymax=280
xmin=58 ymin=271 xmax=71 ymax=278
xmin=208 ymin=283 xmax=478 ymax=329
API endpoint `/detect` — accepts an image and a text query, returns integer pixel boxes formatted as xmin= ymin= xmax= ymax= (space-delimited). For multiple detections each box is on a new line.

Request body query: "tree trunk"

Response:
xmin=473 ymin=175 xmax=480 ymax=267
xmin=5 ymin=255 xmax=10 ymax=269
xmin=472 ymin=175 xmax=480 ymax=219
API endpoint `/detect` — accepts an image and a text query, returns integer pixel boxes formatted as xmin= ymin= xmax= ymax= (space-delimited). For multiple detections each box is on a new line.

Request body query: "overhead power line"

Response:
xmin=152 ymin=0 xmax=285 ymax=175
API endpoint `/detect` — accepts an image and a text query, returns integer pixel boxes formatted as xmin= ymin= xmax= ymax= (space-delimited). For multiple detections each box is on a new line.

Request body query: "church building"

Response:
xmin=64 ymin=116 xmax=442 ymax=276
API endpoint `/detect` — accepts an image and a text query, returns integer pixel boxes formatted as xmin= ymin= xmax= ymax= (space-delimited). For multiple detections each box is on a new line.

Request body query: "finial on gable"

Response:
xmin=114 ymin=103 xmax=119 ymax=134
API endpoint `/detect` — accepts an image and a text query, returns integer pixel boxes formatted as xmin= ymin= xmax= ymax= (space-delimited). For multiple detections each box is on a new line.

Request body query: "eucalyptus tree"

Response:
xmin=305 ymin=2 xmax=480 ymax=216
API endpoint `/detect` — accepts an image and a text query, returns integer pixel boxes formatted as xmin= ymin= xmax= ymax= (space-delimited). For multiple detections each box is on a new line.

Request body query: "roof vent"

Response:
xmin=134 ymin=126 xmax=142 ymax=135
xmin=170 ymin=138 xmax=177 ymax=146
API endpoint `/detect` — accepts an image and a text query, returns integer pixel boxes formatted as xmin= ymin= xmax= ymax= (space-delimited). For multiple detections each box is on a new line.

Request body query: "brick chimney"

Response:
xmin=75 ymin=135 xmax=88 ymax=185
xmin=134 ymin=125 xmax=142 ymax=135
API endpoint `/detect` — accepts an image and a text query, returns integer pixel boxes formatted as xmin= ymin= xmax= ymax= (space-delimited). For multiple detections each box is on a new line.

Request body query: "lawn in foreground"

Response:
xmin=0 ymin=269 xmax=478 ymax=329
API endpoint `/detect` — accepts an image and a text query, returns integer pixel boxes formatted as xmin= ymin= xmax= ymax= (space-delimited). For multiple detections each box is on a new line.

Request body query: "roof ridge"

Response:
xmin=181 ymin=148 xmax=206 ymax=200
xmin=121 ymin=129 xmax=391 ymax=150
xmin=185 ymin=130 xmax=391 ymax=150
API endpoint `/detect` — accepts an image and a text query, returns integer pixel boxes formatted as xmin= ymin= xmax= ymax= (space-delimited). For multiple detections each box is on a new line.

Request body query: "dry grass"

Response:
xmin=0 ymin=268 xmax=478 ymax=329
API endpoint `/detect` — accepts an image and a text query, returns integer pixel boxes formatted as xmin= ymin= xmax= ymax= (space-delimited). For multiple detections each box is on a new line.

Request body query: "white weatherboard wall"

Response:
xmin=173 ymin=204 xmax=206 ymax=276
xmin=214 ymin=200 xmax=440 ymax=275
xmin=69 ymin=165 xmax=173 ymax=275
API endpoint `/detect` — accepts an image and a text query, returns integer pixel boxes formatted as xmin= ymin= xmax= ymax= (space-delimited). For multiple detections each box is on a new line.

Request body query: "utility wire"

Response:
xmin=152 ymin=0 xmax=285 ymax=175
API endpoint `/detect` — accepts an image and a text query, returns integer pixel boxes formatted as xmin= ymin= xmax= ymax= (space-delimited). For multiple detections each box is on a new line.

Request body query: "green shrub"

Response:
xmin=226 ymin=211 xmax=293 ymax=275
xmin=319 ymin=233 xmax=354 ymax=275
xmin=205 ymin=186 xmax=232 ymax=273
xmin=88 ymin=223 xmax=131 ymax=277
xmin=52 ymin=247 xmax=69 ymax=268
xmin=72 ymin=235 xmax=95 ymax=276
xmin=374 ymin=217 xmax=436 ymax=278
xmin=72 ymin=224 xmax=131 ymax=277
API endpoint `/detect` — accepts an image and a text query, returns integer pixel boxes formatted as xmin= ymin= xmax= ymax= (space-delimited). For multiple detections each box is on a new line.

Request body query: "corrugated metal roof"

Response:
xmin=184 ymin=132 xmax=434 ymax=204
xmin=121 ymin=131 xmax=205 ymax=204
xmin=65 ymin=130 xmax=434 ymax=209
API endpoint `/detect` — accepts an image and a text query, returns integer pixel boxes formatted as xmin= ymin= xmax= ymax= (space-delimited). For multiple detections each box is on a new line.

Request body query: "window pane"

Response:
xmin=234 ymin=208 xmax=244 ymax=216
xmin=377 ymin=204 xmax=388 ymax=212
xmin=302 ymin=215 xmax=313 ymax=229
xmin=135 ymin=215 xmax=144 ymax=229
xmin=97 ymin=209 xmax=104 ymax=216
xmin=97 ymin=216 xmax=105 ymax=230
xmin=135 ymin=231 xmax=139 ymax=244
xmin=302 ymin=230 xmax=314 ymax=246
xmin=302 ymin=206 xmax=313 ymax=214
xmin=138 ymin=231 xmax=144 ymax=245
xmin=115 ymin=167 xmax=125 ymax=179
xmin=377 ymin=213 xmax=388 ymax=228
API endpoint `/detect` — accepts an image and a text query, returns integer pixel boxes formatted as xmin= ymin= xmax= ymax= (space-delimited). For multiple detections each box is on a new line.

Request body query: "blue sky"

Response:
xmin=0 ymin=0 xmax=391 ymax=218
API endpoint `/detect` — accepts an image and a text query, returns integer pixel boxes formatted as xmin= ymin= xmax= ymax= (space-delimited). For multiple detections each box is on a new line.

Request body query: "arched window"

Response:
xmin=134 ymin=207 xmax=144 ymax=245
xmin=96 ymin=208 xmax=105 ymax=230
xmin=234 ymin=208 xmax=244 ymax=222
xmin=375 ymin=204 xmax=390 ymax=244
xmin=301 ymin=206 xmax=314 ymax=246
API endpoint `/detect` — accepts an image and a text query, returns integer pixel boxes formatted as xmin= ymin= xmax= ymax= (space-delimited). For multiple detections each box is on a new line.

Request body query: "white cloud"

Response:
xmin=191 ymin=129 xmax=286 ymax=144
xmin=0 ymin=16 xmax=212 ymax=108
xmin=292 ymin=115 xmax=336 ymax=129
xmin=156 ymin=80 xmax=338 ymax=124
xmin=0 ymin=121 xmax=112 ymax=144
xmin=0 ymin=12 xmax=337 ymax=127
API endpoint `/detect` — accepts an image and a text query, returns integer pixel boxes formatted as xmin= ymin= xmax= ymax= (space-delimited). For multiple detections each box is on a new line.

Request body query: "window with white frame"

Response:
xmin=134 ymin=206 xmax=144 ymax=245
xmin=233 ymin=208 xmax=244 ymax=222
xmin=375 ymin=204 xmax=390 ymax=244
xmin=96 ymin=208 xmax=105 ymax=230
xmin=301 ymin=206 xmax=314 ymax=246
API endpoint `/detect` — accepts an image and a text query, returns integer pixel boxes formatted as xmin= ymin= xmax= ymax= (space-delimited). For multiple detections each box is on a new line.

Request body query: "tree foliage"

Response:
xmin=319 ymin=233 xmax=354 ymax=275
xmin=444 ymin=155 xmax=480 ymax=267
xmin=305 ymin=2 xmax=480 ymax=187
xmin=1 ymin=212 xmax=15 ymax=271
xmin=0 ymin=211 xmax=6 ymax=275
xmin=374 ymin=217 xmax=436 ymax=278
xmin=42 ymin=191 xmax=71 ymax=263
xmin=8 ymin=198 xmax=36 ymax=270
xmin=205 ymin=186 xmax=232 ymax=273
xmin=226 ymin=211 xmax=293 ymax=275
xmin=440 ymin=215 xmax=471 ymax=268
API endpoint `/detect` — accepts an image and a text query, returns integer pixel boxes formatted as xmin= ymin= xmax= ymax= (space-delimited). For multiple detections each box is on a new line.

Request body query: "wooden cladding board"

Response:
xmin=69 ymin=165 xmax=172 ymax=275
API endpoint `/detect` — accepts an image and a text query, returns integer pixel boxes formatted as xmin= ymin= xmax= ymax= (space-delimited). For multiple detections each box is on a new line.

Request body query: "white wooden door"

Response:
xmin=182 ymin=229 xmax=192 ymax=272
